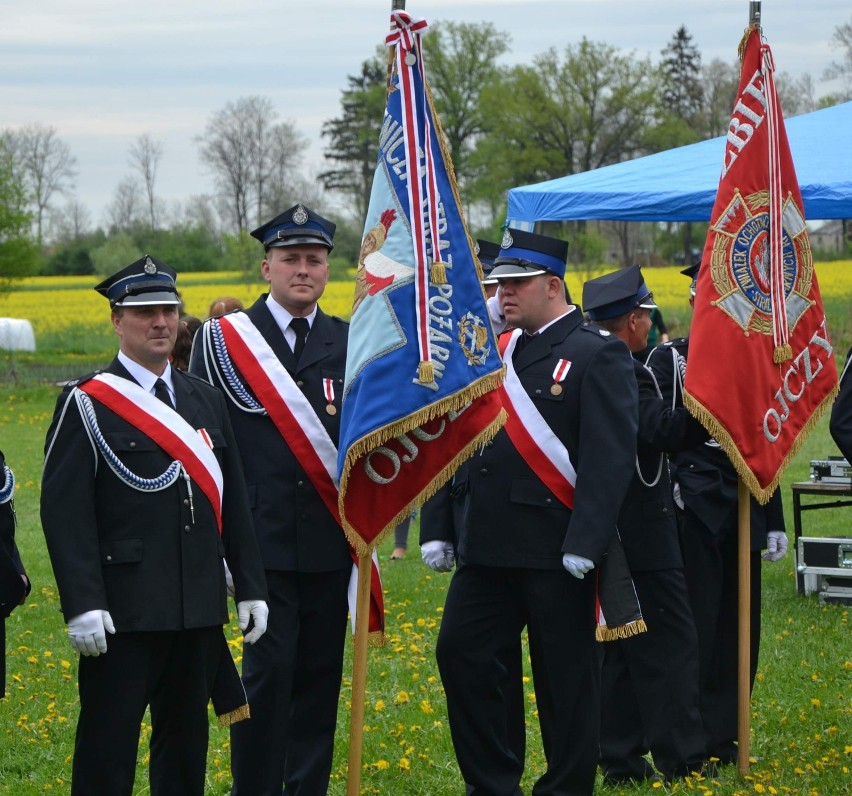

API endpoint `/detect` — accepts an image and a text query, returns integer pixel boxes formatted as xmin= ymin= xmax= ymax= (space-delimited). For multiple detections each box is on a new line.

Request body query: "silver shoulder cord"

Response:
xmin=202 ymin=319 xmax=267 ymax=415
xmin=72 ymin=389 xmax=197 ymax=522
xmin=634 ymin=361 xmax=666 ymax=488
xmin=0 ymin=464 xmax=14 ymax=504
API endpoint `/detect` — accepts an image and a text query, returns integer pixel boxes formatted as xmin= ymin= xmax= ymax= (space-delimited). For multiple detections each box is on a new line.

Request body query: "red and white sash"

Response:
xmin=214 ymin=312 xmax=385 ymax=641
xmin=78 ymin=373 xmax=224 ymax=531
xmin=216 ymin=313 xmax=340 ymax=520
xmin=497 ymin=330 xmax=576 ymax=508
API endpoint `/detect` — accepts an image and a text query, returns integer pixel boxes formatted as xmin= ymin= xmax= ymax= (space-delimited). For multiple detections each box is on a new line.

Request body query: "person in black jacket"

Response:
xmin=829 ymin=346 xmax=852 ymax=461
xmin=1 ymin=449 xmax=30 ymax=697
xmin=41 ymin=256 xmax=268 ymax=796
xmin=190 ymin=205 xmax=350 ymax=796
xmin=422 ymin=229 xmax=638 ymax=795
xmin=645 ymin=263 xmax=788 ymax=767
xmin=582 ymin=266 xmax=709 ymax=784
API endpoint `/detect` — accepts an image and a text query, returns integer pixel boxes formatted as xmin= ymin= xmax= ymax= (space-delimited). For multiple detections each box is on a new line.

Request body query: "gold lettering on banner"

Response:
xmin=762 ymin=318 xmax=833 ymax=442
xmin=361 ymin=403 xmax=472 ymax=485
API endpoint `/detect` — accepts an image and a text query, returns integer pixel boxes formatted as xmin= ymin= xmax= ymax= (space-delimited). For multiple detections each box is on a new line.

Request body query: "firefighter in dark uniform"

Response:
xmin=423 ymin=229 xmax=638 ymax=796
xmin=645 ymin=263 xmax=788 ymax=767
xmin=189 ymin=205 xmax=350 ymax=796
xmin=829 ymin=346 xmax=852 ymax=461
xmin=40 ymin=256 xmax=268 ymax=796
xmin=1 ymin=450 xmax=31 ymax=696
xmin=582 ymin=266 xmax=709 ymax=784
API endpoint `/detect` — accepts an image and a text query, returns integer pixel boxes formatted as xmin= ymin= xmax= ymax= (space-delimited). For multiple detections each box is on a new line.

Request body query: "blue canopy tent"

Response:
xmin=506 ymin=101 xmax=852 ymax=225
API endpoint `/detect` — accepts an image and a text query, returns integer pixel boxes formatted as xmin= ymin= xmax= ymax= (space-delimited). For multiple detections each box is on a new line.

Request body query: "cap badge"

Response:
xmin=143 ymin=256 xmax=157 ymax=275
xmin=501 ymin=230 xmax=513 ymax=249
xmin=292 ymin=204 xmax=308 ymax=225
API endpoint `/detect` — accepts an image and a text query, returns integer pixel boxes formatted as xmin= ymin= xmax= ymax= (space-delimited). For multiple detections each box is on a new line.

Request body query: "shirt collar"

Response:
xmin=117 ymin=350 xmax=175 ymax=399
xmin=265 ymin=295 xmax=318 ymax=336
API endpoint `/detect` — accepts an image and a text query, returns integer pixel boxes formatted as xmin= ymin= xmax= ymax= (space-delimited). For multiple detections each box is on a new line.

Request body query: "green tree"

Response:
xmin=320 ymin=53 xmax=387 ymax=222
xmin=660 ymin=26 xmax=704 ymax=129
xmin=471 ymin=39 xmax=659 ymax=218
xmin=0 ymin=147 xmax=39 ymax=287
xmin=421 ymin=21 xmax=510 ymax=186
xmin=90 ymin=233 xmax=138 ymax=277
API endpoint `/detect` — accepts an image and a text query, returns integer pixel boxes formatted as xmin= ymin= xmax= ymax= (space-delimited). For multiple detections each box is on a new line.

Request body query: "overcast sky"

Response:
xmin=1 ymin=0 xmax=847 ymax=227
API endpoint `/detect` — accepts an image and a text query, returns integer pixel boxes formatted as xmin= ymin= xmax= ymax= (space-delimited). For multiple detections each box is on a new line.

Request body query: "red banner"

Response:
xmin=683 ymin=26 xmax=839 ymax=502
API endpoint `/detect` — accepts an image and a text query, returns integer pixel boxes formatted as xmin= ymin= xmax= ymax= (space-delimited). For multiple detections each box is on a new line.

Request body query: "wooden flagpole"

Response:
xmin=346 ymin=550 xmax=374 ymax=796
xmin=346 ymin=8 xmax=406 ymax=793
xmin=736 ymin=3 xmax=759 ymax=778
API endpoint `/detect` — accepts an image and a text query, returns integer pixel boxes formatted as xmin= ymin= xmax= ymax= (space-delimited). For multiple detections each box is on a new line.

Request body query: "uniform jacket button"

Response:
xmin=129 ymin=441 xmax=136 ymax=448
xmin=296 ymin=380 xmax=305 ymax=388
xmin=184 ymin=525 xmax=191 ymax=533
xmin=479 ymin=467 xmax=488 ymax=475
xmin=105 ymin=555 xmax=112 ymax=562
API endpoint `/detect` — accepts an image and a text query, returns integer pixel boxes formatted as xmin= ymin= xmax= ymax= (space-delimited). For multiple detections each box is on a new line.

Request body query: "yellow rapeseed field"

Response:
xmin=1 ymin=262 xmax=848 ymax=349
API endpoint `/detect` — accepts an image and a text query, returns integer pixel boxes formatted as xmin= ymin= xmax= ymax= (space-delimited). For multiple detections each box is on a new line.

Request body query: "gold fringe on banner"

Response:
xmin=683 ymin=382 xmax=839 ymax=504
xmin=338 ymin=372 xmax=507 ymax=558
xmin=773 ymin=344 xmax=793 ymax=364
xmin=217 ymin=704 xmax=251 ymax=729
xmin=430 ymin=262 xmax=447 ymax=285
xmin=596 ymin=618 xmax=648 ymax=643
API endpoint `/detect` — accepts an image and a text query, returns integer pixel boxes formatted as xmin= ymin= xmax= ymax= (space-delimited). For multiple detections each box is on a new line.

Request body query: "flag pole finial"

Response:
xmin=749 ymin=1 xmax=761 ymax=28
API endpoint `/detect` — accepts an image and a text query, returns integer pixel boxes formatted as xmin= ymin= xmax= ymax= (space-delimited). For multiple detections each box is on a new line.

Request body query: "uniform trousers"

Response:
xmin=680 ymin=508 xmax=761 ymax=763
xmin=230 ymin=568 xmax=350 ymax=796
xmin=599 ymin=568 xmax=706 ymax=781
xmin=437 ymin=563 xmax=599 ymax=796
xmin=72 ymin=626 xmax=222 ymax=796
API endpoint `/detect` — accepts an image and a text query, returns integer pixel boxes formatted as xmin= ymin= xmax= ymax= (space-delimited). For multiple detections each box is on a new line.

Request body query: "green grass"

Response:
xmin=1 ymin=384 xmax=850 ymax=795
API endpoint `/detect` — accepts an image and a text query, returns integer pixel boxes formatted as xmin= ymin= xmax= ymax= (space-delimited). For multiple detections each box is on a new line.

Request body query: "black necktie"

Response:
xmin=290 ymin=317 xmax=310 ymax=362
xmin=514 ymin=331 xmax=537 ymax=359
xmin=153 ymin=378 xmax=173 ymax=409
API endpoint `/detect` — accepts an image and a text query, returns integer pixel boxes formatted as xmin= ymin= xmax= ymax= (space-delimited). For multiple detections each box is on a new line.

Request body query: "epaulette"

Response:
xmin=581 ymin=322 xmax=612 ymax=338
xmin=61 ymin=370 xmax=103 ymax=391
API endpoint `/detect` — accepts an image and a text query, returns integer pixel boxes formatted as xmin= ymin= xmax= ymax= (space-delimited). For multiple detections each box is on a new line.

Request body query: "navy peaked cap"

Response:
xmin=94 ymin=254 xmax=181 ymax=308
xmin=475 ymin=239 xmax=501 ymax=284
xmin=251 ymin=204 xmax=336 ymax=251
xmin=582 ymin=265 xmax=657 ymax=321
xmin=489 ymin=228 xmax=569 ymax=280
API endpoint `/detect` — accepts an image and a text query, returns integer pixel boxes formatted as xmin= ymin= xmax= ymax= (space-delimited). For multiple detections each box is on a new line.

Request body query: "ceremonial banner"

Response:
xmin=338 ymin=10 xmax=506 ymax=553
xmin=683 ymin=25 xmax=839 ymax=503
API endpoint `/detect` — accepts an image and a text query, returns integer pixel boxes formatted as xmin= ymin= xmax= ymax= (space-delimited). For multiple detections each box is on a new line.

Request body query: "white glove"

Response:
xmin=762 ymin=530 xmax=788 ymax=562
xmin=223 ymin=559 xmax=235 ymax=598
xmin=67 ymin=610 xmax=115 ymax=656
xmin=486 ymin=295 xmax=507 ymax=335
xmin=421 ymin=540 xmax=456 ymax=572
xmin=672 ymin=481 xmax=685 ymax=511
xmin=562 ymin=554 xmax=595 ymax=580
xmin=237 ymin=600 xmax=268 ymax=645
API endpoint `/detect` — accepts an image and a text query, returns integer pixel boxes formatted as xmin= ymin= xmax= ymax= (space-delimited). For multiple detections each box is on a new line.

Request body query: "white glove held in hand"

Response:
xmin=223 ymin=559 xmax=235 ymax=598
xmin=237 ymin=600 xmax=268 ymax=644
xmin=762 ymin=530 xmax=788 ymax=562
xmin=562 ymin=554 xmax=595 ymax=580
xmin=421 ymin=540 xmax=456 ymax=572
xmin=67 ymin=610 xmax=115 ymax=656
xmin=486 ymin=295 xmax=507 ymax=335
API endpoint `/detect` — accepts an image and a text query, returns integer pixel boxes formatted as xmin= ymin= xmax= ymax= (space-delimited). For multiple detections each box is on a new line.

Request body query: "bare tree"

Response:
xmin=8 ymin=124 xmax=78 ymax=247
xmin=823 ymin=14 xmax=852 ymax=101
xmin=105 ymin=177 xmax=143 ymax=232
xmin=197 ymin=96 xmax=308 ymax=232
xmin=48 ymin=198 xmax=92 ymax=243
xmin=129 ymin=134 xmax=164 ymax=229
